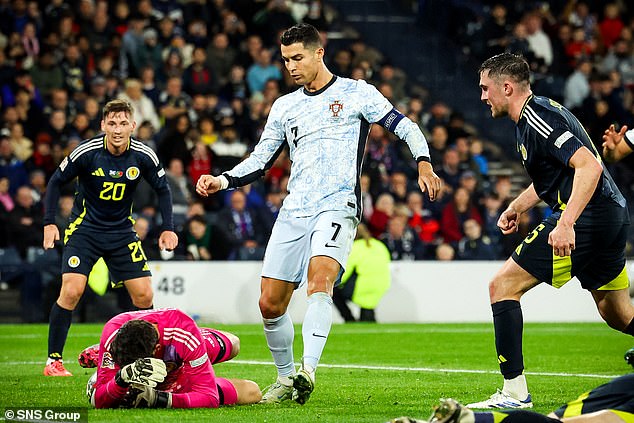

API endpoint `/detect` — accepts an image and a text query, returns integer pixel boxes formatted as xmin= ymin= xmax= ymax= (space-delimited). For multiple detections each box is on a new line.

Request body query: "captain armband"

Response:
xmin=377 ymin=108 xmax=405 ymax=133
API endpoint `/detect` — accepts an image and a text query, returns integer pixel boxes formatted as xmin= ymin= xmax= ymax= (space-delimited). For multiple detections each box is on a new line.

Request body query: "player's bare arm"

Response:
xmin=43 ymin=224 xmax=60 ymax=249
xmin=497 ymin=184 xmax=540 ymax=235
xmin=417 ymin=161 xmax=442 ymax=201
xmin=548 ymin=147 xmax=602 ymax=257
xmin=158 ymin=231 xmax=179 ymax=251
xmin=602 ymin=124 xmax=632 ymax=162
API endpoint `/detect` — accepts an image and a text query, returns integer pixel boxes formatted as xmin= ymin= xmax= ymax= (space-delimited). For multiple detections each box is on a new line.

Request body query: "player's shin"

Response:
xmin=302 ymin=292 xmax=333 ymax=373
xmin=263 ymin=313 xmax=296 ymax=382
xmin=492 ymin=300 xmax=528 ymax=399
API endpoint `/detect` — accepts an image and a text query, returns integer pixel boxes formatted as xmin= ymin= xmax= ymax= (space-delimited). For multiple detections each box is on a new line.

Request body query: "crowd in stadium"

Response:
xmin=0 ymin=0 xmax=634 ymax=281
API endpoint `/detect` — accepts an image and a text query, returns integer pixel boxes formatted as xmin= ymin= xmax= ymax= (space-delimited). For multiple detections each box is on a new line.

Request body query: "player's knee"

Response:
xmin=598 ymin=305 xmax=630 ymax=331
xmin=259 ymin=296 xmax=286 ymax=318
xmin=131 ymin=290 xmax=153 ymax=308
xmin=227 ymin=333 xmax=240 ymax=359
xmin=59 ymin=285 xmax=85 ymax=308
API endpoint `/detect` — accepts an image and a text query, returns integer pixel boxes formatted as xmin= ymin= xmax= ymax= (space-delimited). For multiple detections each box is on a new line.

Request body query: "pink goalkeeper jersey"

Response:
xmin=93 ymin=308 xmax=219 ymax=409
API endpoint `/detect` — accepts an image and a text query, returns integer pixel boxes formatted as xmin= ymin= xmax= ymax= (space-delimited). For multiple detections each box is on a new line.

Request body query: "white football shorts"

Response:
xmin=261 ymin=209 xmax=358 ymax=286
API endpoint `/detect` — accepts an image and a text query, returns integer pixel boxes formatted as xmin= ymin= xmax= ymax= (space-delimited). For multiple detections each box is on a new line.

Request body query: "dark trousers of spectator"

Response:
xmin=333 ymin=277 xmax=377 ymax=323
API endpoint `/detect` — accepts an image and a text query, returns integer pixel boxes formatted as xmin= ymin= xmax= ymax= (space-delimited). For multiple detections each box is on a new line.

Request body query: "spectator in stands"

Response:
xmin=406 ymin=190 xmax=440 ymax=246
xmin=134 ymin=215 xmax=161 ymax=261
xmin=118 ymin=79 xmax=160 ymax=133
xmin=216 ymin=189 xmax=268 ymax=261
xmin=600 ymin=38 xmax=634 ymax=87
xmin=435 ymin=242 xmax=455 ymax=261
xmin=29 ymin=50 xmax=63 ymax=99
xmin=158 ymin=76 xmax=191 ymax=127
xmin=333 ymin=223 xmax=391 ymax=323
xmin=8 ymin=122 xmax=32 ymax=163
xmin=138 ymin=28 xmax=163 ymax=77
xmin=479 ymin=3 xmax=511 ymax=59
xmin=119 ymin=13 xmax=146 ymax=79
xmin=598 ymin=3 xmax=624 ymax=50
xmin=436 ymin=148 xmax=462 ymax=191
xmin=440 ymin=186 xmax=483 ymax=245
xmin=360 ymin=173 xmax=374 ymax=223
xmin=428 ymin=124 xmax=449 ymax=170
xmin=139 ymin=66 xmax=160 ymax=109
xmin=219 ymin=64 xmax=249 ymax=103
xmin=523 ymin=11 xmax=553 ymax=69
xmin=157 ymin=113 xmax=192 ymax=168
xmin=380 ymin=208 xmax=426 ymax=261
xmin=0 ymin=136 xmax=28 ymax=195
xmin=457 ymin=218 xmax=497 ymax=260
xmin=53 ymin=194 xmax=73 ymax=234
xmin=0 ymin=177 xmax=13 ymax=247
xmin=387 ymin=170 xmax=410 ymax=204
xmin=183 ymin=46 xmax=218 ymax=97
xmin=469 ymin=138 xmax=489 ymax=177
xmin=165 ymin=158 xmax=191 ymax=231
xmin=9 ymin=185 xmax=43 ymax=259
xmin=564 ymin=58 xmax=592 ymax=110
xmin=246 ymin=48 xmax=282 ymax=94
xmin=188 ymin=140 xmax=213 ymax=189
xmin=184 ymin=214 xmax=217 ymax=260
xmin=210 ymin=124 xmax=248 ymax=174
xmin=206 ymin=32 xmax=237 ymax=87
xmin=368 ymin=192 xmax=394 ymax=238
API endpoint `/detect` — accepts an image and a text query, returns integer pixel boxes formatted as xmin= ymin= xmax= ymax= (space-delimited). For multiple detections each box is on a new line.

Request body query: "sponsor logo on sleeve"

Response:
xmin=189 ymin=353 xmax=209 ymax=368
xmin=59 ymin=157 xmax=69 ymax=171
xmin=554 ymin=131 xmax=573 ymax=148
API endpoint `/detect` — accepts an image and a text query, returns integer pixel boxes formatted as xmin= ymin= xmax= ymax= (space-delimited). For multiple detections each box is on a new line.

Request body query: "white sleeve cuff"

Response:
xmin=218 ymin=175 xmax=229 ymax=190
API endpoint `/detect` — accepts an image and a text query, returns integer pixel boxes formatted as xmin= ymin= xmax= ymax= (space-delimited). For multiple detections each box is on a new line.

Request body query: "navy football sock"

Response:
xmin=492 ymin=300 xmax=524 ymax=379
xmin=48 ymin=302 xmax=73 ymax=360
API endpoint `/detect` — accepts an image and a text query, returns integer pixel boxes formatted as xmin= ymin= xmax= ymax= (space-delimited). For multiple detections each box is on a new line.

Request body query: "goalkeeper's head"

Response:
xmin=110 ymin=320 xmax=159 ymax=366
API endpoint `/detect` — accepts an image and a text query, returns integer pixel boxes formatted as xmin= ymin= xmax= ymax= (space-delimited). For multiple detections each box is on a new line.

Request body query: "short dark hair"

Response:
xmin=110 ymin=319 xmax=158 ymax=366
xmin=280 ymin=23 xmax=321 ymax=49
xmin=479 ymin=53 xmax=530 ymax=85
xmin=102 ymin=99 xmax=134 ymax=120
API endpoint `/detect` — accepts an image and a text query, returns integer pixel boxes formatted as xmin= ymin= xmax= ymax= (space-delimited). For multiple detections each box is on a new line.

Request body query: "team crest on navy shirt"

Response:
xmin=329 ymin=100 xmax=343 ymax=118
xmin=126 ymin=166 xmax=140 ymax=180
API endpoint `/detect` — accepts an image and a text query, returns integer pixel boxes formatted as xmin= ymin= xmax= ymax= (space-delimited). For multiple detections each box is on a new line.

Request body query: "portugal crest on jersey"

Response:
xmin=126 ymin=166 xmax=140 ymax=180
xmin=329 ymin=100 xmax=343 ymax=118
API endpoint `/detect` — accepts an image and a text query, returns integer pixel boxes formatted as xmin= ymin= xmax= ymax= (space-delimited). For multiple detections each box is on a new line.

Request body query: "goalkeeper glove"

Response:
xmin=115 ymin=357 xmax=167 ymax=388
xmin=128 ymin=384 xmax=172 ymax=408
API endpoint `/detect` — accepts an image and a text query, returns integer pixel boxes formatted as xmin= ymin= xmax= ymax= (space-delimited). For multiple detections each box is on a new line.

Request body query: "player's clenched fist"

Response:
xmin=196 ymin=174 xmax=222 ymax=197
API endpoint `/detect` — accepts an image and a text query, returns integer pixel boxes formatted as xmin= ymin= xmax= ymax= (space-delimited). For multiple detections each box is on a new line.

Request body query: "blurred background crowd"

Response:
xmin=0 ymin=0 xmax=634 ymax=320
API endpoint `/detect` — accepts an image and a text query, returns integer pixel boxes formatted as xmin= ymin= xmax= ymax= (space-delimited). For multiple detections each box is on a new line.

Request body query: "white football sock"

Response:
xmin=263 ymin=313 xmax=296 ymax=379
xmin=302 ymin=292 xmax=333 ymax=372
xmin=503 ymin=374 xmax=529 ymax=399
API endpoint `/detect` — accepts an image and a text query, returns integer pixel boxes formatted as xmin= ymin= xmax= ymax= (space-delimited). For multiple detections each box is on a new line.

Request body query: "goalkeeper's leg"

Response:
xmin=45 ymin=274 xmax=88 ymax=376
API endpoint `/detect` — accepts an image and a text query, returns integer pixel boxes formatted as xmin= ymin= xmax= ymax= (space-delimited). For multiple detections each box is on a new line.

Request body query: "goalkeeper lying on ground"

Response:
xmin=81 ymin=308 xmax=261 ymax=408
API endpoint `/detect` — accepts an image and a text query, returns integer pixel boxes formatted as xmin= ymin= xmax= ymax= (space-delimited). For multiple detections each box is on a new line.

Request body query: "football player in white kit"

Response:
xmin=196 ymin=23 xmax=441 ymax=404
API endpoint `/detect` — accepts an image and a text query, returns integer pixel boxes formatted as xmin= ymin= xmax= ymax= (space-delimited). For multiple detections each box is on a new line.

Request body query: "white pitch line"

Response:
xmin=0 ymin=359 xmax=621 ymax=379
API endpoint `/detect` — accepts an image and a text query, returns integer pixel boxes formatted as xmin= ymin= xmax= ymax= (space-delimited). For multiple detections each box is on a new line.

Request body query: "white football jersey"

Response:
xmin=227 ymin=76 xmax=429 ymax=218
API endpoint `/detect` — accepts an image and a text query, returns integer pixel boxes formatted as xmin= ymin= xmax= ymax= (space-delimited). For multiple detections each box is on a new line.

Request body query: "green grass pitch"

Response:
xmin=0 ymin=322 xmax=631 ymax=422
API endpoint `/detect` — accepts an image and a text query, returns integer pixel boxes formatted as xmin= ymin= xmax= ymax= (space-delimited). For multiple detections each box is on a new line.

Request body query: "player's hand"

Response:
xmin=158 ymin=230 xmax=178 ymax=251
xmin=116 ymin=358 xmax=167 ymax=388
xmin=43 ymin=224 xmax=60 ymax=250
xmin=195 ymin=174 xmax=222 ymax=197
xmin=548 ymin=222 xmax=575 ymax=257
xmin=602 ymin=124 xmax=627 ymax=152
xmin=417 ymin=161 xmax=442 ymax=201
xmin=127 ymin=384 xmax=172 ymax=408
xmin=497 ymin=207 xmax=519 ymax=235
